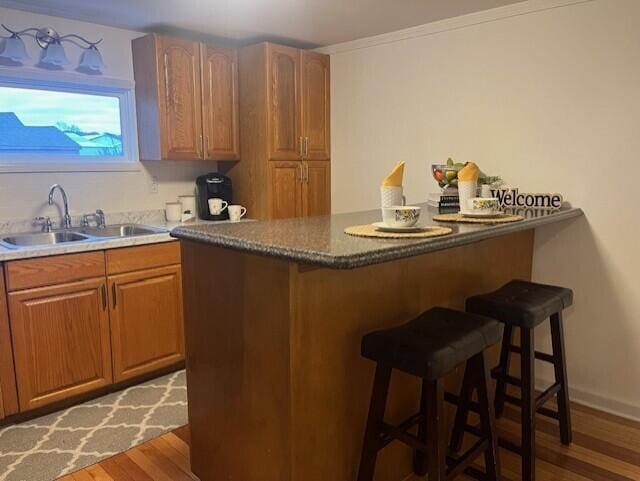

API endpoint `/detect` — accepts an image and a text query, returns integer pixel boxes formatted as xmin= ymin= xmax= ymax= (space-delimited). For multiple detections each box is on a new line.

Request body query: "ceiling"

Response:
xmin=0 ymin=0 xmax=525 ymax=47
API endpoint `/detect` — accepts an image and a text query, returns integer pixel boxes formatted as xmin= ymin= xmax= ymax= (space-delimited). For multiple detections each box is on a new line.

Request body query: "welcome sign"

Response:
xmin=489 ymin=188 xmax=563 ymax=210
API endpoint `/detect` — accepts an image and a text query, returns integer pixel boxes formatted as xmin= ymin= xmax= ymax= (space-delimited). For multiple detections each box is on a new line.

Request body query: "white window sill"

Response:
xmin=0 ymin=161 xmax=142 ymax=173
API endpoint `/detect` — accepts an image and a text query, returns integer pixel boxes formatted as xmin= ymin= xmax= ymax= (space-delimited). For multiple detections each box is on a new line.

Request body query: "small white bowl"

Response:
xmin=381 ymin=205 xmax=421 ymax=228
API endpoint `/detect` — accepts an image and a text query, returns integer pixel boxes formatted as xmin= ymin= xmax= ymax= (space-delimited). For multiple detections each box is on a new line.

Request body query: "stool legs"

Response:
xmin=521 ymin=327 xmax=536 ymax=481
xmin=357 ymin=365 xmax=391 ymax=481
xmin=425 ymin=378 xmax=447 ymax=481
xmin=413 ymin=380 xmax=429 ymax=476
xmin=494 ymin=324 xmax=514 ymax=418
xmin=551 ymin=312 xmax=572 ymax=445
xmin=359 ymin=357 xmax=500 ymax=481
xmin=474 ymin=351 xmax=500 ymax=480
xmin=449 ymin=363 xmax=475 ymax=452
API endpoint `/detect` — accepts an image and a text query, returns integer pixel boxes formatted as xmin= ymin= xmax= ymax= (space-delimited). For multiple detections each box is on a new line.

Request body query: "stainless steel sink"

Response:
xmin=0 ymin=224 xmax=167 ymax=249
xmin=1 ymin=231 xmax=89 ymax=247
xmin=79 ymin=224 xmax=164 ymax=238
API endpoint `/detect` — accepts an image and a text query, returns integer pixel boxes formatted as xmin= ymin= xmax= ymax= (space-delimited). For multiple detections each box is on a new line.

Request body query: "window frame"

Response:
xmin=0 ymin=68 xmax=139 ymax=173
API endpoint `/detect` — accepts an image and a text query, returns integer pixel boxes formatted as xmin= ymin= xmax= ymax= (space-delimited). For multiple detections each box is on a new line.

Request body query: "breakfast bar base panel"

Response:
xmin=180 ymin=229 xmax=534 ymax=481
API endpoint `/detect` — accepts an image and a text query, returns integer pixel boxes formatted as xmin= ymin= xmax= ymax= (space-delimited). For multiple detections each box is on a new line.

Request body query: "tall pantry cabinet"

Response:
xmin=223 ymin=43 xmax=331 ymax=219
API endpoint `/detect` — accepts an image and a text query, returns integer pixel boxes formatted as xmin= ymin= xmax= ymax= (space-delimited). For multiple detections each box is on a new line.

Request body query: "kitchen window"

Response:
xmin=0 ymin=70 xmax=138 ymax=172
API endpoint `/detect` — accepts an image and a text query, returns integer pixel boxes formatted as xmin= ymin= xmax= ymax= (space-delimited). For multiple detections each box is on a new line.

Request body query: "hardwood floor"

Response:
xmin=63 ymin=402 xmax=640 ymax=481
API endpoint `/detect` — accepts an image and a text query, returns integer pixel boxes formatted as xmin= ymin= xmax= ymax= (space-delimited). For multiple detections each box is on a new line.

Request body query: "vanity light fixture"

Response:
xmin=0 ymin=24 xmax=104 ymax=73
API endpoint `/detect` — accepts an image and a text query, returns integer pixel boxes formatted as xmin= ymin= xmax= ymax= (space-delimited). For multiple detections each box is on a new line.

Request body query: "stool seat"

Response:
xmin=361 ymin=307 xmax=501 ymax=380
xmin=466 ymin=280 xmax=573 ymax=328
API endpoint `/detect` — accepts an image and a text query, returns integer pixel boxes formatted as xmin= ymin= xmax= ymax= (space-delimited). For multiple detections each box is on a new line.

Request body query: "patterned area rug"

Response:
xmin=0 ymin=370 xmax=187 ymax=481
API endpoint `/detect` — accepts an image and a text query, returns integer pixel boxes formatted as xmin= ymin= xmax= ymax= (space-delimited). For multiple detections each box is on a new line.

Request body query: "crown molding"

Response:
xmin=316 ymin=0 xmax=594 ymax=55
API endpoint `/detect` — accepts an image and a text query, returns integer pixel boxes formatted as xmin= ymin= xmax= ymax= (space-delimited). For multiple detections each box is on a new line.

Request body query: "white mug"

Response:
xmin=165 ymin=202 xmax=182 ymax=222
xmin=208 ymin=198 xmax=229 ymax=215
xmin=380 ymin=186 xmax=406 ymax=208
xmin=228 ymin=205 xmax=247 ymax=222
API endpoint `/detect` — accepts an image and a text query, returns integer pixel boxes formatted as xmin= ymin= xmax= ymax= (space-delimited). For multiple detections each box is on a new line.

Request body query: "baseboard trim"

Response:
xmin=537 ymin=377 xmax=640 ymax=423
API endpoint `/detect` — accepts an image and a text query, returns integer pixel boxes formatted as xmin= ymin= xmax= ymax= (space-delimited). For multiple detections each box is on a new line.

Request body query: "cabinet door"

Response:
xmin=0 ymin=265 xmax=18 ymax=418
xmin=159 ymin=36 xmax=203 ymax=160
xmin=109 ymin=265 xmax=184 ymax=383
xmin=301 ymin=51 xmax=330 ymax=160
xmin=302 ymin=161 xmax=331 ymax=217
xmin=267 ymin=44 xmax=302 ymax=161
xmin=269 ymin=161 xmax=303 ymax=219
xmin=9 ymin=278 xmax=112 ymax=411
xmin=201 ymin=44 xmax=240 ymax=160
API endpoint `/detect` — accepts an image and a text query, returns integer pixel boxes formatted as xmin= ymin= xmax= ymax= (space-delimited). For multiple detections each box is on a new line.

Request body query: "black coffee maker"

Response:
xmin=196 ymin=173 xmax=233 ymax=220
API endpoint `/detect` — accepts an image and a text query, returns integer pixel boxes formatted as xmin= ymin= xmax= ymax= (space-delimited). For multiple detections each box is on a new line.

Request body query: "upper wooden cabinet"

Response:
xmin=9 ymin=278 xmax=112 ymax=411
xmin=267 ymin=44 xmax=302 ymax=161
xmin=301 ymin=51 xmax=330 ymax=161
xmin=201 ymin=45 xmax=240 ymax=160
xmin=132 ymin=34 xmax=239 ymax=161
xmin=225 ymin=42 xmax=330 ymax=220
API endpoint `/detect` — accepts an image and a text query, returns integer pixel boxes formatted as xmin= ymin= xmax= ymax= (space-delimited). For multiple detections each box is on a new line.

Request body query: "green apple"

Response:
xmin=445 ymin=170 xmax=457 ymax=181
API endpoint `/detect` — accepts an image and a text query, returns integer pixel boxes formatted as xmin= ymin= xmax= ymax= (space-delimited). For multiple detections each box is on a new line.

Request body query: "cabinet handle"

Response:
xmin=199 ymin=135 xmax=204 ymax=157
xmin=101 ymin=285 xmax=107 ymax=311
xmin=304 ymin=137 xmax=309 ymax=158
xmin=298 ymin=164 xmax=303 ymax=183
xmin=112 ymin=283 xmax=117 ymax=308
xmin=299 ymin=136 xmax=304 ymax=157
xmin=304 ymin=163 xmax=309 ymax=183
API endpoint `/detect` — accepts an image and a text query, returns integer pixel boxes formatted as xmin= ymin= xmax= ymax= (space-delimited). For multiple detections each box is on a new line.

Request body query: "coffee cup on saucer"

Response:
xmin=464 ymin=197 xmax=500 ymax=216
xmin=381 ymin=206 xmax=421 ymax=228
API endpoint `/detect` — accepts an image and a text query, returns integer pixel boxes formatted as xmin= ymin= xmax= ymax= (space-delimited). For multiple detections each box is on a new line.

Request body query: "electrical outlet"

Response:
xmin=149 ymin=176 xmax=159 ymax=194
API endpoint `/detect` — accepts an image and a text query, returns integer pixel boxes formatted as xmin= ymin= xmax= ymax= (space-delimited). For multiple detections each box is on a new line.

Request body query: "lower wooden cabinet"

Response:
xmin=268 ymin=160 xmax=330 ymax=219
xmin=8 ymin=278 xmax=112 ymax=411
xmin=109 ymin=265 xmax=184 ymax=382
xmin=269 ymin=161 xmax=303 ymax=219
xmin=0 ymin=265 xmax=18 ymax=419
xmin=2 ymin=242 xmax=185 ymax=415
xmin=302 ymin=160 xmax=331 ymax=217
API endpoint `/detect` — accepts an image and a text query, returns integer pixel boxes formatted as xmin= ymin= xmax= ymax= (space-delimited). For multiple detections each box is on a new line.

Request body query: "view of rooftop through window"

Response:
xmin=0 ymin=86 xmax=123 ymax=157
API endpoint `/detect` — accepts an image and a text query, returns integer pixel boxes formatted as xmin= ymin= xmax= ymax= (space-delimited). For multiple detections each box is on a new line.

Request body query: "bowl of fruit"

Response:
xmin=432 ymin=158 xmax=465 ymax=189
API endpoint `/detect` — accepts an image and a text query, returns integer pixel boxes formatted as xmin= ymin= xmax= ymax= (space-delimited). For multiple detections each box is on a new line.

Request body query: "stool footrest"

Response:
xmin=444 ymin=392 xmax=481 ymax=413
xmin=503 ymin=390 xmax=562 ymax=420
xmin=537 ymin=383 xmax=561 ymax=409
xmin=446 ymin=438 xmax=489 ymax=480
xmin=508 ymin=345 xmax=555 ymax=364
xmin=491 ymin=371 xmax=522 ymax=388
xmin=379 ymin=412 xmax=424 ymax=451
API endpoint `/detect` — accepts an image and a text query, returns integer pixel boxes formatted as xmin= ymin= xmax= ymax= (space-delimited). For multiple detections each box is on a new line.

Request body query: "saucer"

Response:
xmin=372 ymin=222 xmax=425 ymax=233
xmin=459 ymin=210 xmax=504 ymax=218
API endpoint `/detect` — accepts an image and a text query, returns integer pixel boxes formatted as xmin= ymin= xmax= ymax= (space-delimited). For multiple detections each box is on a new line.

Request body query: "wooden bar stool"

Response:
xmin=357 ymin=307 xmax=502 ymax=481
xmin=463 ymin=280 xmax=573 ymax=481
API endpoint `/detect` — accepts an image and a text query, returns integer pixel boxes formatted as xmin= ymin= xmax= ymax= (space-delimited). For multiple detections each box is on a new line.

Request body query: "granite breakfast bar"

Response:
xmin=171 ymin=205 xmax=582 ymax=481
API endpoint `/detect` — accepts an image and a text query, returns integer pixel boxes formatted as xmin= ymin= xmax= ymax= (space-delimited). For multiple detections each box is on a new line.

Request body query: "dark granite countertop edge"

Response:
xmin=171 ymin=208 xmax=583 ymax=269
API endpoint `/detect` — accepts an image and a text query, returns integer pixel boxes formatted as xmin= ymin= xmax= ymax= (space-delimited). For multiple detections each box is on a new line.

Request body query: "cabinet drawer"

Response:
xmin=6 ymin=251 xmax=106 ymax=291
xmin=106 ymin=241 xmax=181 ymax=275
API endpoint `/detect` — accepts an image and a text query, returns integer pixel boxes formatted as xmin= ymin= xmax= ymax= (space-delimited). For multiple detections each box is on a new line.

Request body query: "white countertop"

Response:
xmin=0 ymin=218 xmax=238 ymax=262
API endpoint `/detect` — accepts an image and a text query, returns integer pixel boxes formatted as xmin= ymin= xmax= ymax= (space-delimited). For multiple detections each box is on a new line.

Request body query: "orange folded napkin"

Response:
xmin=381 ymin=161 xmax=405 ymax=187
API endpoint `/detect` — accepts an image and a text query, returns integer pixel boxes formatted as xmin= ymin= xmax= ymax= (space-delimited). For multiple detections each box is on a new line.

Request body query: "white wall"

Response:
xmin=0 ymin=7 xmax=217 ymax=220
xmin=323 ymin=0 xmax=640 ymax=418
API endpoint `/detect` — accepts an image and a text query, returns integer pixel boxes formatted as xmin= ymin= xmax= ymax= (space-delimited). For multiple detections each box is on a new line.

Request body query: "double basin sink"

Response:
xmin=0 ymin=224 xmax=167 ymax=249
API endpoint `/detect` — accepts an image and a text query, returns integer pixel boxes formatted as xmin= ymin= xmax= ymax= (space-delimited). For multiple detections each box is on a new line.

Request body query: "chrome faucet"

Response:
xmin=48 ymin=184 xmax=72 ymax=229
xmin=81 ymin=209 xmax=107 ymax=228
